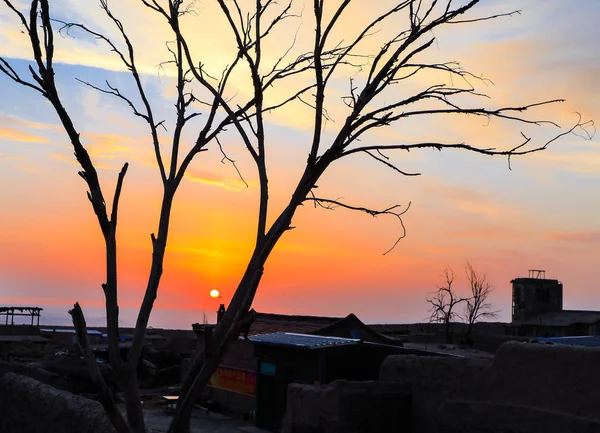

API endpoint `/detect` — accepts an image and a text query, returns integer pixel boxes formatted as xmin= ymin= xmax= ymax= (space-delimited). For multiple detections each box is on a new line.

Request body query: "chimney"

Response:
xmin=217 ymin=304 xmax=226 ymax=323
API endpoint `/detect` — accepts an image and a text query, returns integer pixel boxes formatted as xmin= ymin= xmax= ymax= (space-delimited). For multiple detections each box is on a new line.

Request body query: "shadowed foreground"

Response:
xmin=0 ymin=372 xmax=266 ymax=433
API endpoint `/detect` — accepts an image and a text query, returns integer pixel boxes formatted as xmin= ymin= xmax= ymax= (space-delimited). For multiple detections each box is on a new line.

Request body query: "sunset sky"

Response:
xmin=0 ymin=0 xmax=599 ymax=329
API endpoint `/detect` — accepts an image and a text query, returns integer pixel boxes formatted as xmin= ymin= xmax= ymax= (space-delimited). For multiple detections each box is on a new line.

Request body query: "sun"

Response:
xmin=209 ymin=289 xmax=221 ymax=299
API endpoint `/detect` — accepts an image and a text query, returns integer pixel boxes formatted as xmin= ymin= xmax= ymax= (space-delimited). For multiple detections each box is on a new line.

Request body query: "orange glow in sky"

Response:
xmin=1 ymin=1 xmax=599 ymax=329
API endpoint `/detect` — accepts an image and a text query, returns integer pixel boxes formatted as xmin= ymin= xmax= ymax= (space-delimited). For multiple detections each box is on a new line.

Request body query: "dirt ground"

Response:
xmin=138 ymin=397 xmax=268 ymax=433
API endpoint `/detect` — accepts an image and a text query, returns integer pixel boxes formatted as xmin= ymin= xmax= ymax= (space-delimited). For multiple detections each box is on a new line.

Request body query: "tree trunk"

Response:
xmin=70 ymin=303 xmax=130 ymax=433
xmin=168 ymin=201 xmax=305 ymax=432
xmin=466 ymin=321 xmax=474 ymax=343
xmin=168 ymin=264 xmax=264 ymax=433
xmin=122 ymin=369 xmax=145 ymax=433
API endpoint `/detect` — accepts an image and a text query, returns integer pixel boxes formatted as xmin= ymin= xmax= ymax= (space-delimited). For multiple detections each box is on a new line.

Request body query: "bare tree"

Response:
xmin=0 ymin=1 xmax=594 ymax=432
xmin=463 ymin=262 xmax=498 ymax=341
xmin=427 ymin=268 xmax=468 ymax=343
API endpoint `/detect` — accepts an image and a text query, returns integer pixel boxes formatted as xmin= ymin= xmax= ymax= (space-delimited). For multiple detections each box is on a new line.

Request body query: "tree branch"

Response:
xmin=55 ymin=1 xmax=168 ymax=184
xmin=448 ymin=9 xmax=521 ymax=24
xmin=215 ymin=136 xmax=248 ymax=188
xmin=304 ymin=195 xmax=411 ymax=254
xmin=0 ymin=58 xmax=45 ymax=93
xmin=110 ymin=162 xmax=129 ymax=227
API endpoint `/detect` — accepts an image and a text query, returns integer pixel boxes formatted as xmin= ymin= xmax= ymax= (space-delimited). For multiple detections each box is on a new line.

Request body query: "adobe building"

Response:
xmin=191 ymin=310 xmax=447 ymax=429
xmin=511 ymin=270 xmax=600 ymax=337
xmin=511 ymin=270 xmax=563 ymax=322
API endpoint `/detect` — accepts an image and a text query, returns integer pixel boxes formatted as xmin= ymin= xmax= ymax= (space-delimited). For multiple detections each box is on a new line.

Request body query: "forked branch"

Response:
xmin=304 ymin=195 xmax=412 ymax=254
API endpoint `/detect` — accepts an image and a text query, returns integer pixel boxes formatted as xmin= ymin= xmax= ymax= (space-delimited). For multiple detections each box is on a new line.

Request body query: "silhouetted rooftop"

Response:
xmin=250 ymin=332 xmax=360 ymax=349
xmin=511 ymin=277 xmax=561 ymax=284
xmin=310 ymin=313 xmax=404 ymax=346
xmin=514 ymin=310 xmax=600 ymax=326
xmin=248 ymin=312 xmax=341 ymax=336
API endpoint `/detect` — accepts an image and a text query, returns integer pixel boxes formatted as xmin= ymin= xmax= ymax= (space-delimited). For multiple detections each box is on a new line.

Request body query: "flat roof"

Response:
xmin=511 ymin=278 xmax=561 ymax=284
xmin=0 ymin=306 xmax=43 ymax=311
xmin=249 ymin=332 xmax=360 ymax=349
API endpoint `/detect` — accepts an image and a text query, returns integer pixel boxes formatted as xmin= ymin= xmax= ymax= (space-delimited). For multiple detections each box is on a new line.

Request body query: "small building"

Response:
xmin=511 ymin=270 xmax=600 ymax=337
xmin=251 ymin=332 xmax=444 ymax=431
xmin=190 ymin=312 xmax=344 ymax=417
xmin=511 ymin=270 xmax=563 ymax=322
xmin=191 ymin=311 xmax=446 ymax=429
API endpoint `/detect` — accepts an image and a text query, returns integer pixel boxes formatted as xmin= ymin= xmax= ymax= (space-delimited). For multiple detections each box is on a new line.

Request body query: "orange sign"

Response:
xmin=208 ymin=366 xmax=257 ymax=396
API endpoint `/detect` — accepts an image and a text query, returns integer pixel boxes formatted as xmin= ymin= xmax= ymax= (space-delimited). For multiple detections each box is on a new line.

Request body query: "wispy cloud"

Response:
xmin=83 ymin=132 xmax=134 ymax=157
xmin=48 ymin=151 xmax=113 ymax=170
xmin=0 ymin=112 xmax=62 ymax=133
xmin=534 ymin=151 xmax=600 ymax=175
xmin=14 ymin=163 xmax=40 ymax=173
xmin=0 ymin=152 xmax=40 ymax=172
xmin=419 ymin=180 xmax=503 ymax=217
xmin=0 ymin=126 xmax=50 ymax=143
xmin=548 ymin=231 xmax=600 ymax=244
xmin=185 ymin=168 xmax=251 ymax=191
xmin=421 ymin=182 xmax=488 ymax=204
xmin=47 ymin=131 xmax=159 ymax=170
xmin=0 ymin=152 xmax=25 ymax=161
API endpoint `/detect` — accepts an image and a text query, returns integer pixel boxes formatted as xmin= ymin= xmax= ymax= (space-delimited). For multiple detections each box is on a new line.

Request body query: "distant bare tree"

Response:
xmin=463 ymin=262 xmax=498 ymax=340
xmin=427 ymin=269 xmax=468 ymax=343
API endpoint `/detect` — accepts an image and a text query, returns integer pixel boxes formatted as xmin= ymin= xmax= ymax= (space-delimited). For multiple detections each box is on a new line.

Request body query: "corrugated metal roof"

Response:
xmin=249 ymin=332 xmax=360 ymax=349
xmin=535 ymin=336 xmax=600 ymax=347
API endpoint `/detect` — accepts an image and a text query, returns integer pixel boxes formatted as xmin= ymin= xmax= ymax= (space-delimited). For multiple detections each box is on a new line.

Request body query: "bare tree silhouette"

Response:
xmin=427 ymin=268 xmax=468 ymax=343
xmin=0 ymin=0 xmax=593 ymax=432
xmin=463 ymin=262 xmax=499 ymax=341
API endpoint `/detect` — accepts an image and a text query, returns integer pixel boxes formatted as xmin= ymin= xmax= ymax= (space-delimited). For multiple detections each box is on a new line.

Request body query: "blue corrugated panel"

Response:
xmin=535 ymin=336 xmax=600 ymax=347
xmin=40 ymin=328 xmax=103 ymax=335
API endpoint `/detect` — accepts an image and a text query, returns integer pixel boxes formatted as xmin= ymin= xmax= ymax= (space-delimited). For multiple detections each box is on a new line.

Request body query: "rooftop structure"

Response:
xmin=511 ymin=270 xmax=562 ymax=322
xmin=0 ymin=306 xmax=42 ymax=327
xmin=248 ymin=312 xmax=341 ymax=336
xmin=249 ymin=332 xmax=360 ymax=349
